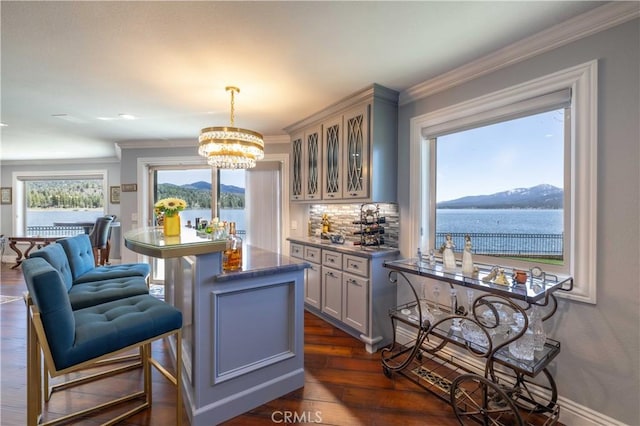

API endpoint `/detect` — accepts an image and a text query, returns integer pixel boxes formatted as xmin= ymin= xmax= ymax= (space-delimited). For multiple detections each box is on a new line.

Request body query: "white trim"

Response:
xmin=117 ymin=134 xmax=290 ymax=150
xmin=400 ymin=2 xmax=638 ymax=105
xmin=409 ymin=61 xmax=597 ymax=304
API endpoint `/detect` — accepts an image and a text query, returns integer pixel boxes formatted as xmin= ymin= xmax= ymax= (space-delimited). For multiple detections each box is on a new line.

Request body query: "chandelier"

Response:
xmin=198 ymin=86 xmax=264 ymax=169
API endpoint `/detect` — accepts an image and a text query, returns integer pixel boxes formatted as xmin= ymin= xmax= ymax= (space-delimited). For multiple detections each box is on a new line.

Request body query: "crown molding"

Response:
xmin=284 ymin=83 xmax=399 ymax=134
xmin=116 ymin=134 xmax=290 ymax=151
xmin=400 ymin=2 xmax=639 ymax=105
xmin=0 ymin=157 xmax=120 ymax=167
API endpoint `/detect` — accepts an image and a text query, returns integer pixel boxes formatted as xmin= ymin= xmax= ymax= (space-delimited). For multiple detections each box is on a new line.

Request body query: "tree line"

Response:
xmin=157 ymin=183 xmax=244 ymax=209
xmin=26 ymin=180 xmax=244 ymax=210
xmin=27 ymin=180 xmax=103 ymax=209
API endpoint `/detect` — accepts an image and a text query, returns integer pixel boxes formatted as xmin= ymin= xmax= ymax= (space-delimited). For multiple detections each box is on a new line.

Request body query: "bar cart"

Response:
xmin=381 ymin=258 xmax=573 ymax=425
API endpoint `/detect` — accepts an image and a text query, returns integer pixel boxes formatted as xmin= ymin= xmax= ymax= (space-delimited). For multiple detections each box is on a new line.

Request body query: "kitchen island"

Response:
xmin=125 ymin=227 xmax=309 ymax=426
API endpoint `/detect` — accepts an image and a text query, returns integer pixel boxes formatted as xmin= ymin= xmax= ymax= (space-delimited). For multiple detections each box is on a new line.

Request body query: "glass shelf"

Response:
xmin=389 ymin=300 xmax=561 ymax=377
xmin=384 ymin=258 xmax=573 ymax=304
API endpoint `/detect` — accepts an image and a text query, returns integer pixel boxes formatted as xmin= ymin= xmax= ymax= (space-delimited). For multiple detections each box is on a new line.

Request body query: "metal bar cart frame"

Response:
xmin=381 ymin=258 xmax=573 ymax=425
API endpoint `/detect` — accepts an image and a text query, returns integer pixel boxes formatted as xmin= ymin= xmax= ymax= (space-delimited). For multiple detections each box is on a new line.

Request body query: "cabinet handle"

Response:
xmin=351 ymin=264 xmax=359 ymax=269
xmin=348 ymin=279 xmax=362 ymax=286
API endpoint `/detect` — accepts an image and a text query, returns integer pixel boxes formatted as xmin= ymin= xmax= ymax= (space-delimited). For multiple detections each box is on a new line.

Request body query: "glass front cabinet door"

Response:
xmin=305 ymin=125 xmax=322 ymax=200
xmin=322 ymin=115 xmax=343 ymax=200
xmin=290 ymin=133 xmax=304 ymax=201
xmin=343 ymin=104 xmax=370 ymax=199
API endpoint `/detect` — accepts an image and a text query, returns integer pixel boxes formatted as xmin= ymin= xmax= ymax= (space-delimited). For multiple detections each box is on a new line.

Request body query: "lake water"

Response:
xmin=27 ymin=208 xmax=246 ymax=232
xmin=436 ymin=209 xmax=562 ymax=234
xmin=28 ymin=208 xmax=557 ymax=236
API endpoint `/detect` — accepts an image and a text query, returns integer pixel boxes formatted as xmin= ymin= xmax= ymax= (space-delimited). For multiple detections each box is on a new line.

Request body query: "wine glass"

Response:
xmin=432 ymin=284 xmax=442 ymax=315
xmin=466 ymin=288 xmax=475 ymax=318
xmin=417 ymin=282 xmax=433 ymax=324
xmin=450 ymin=288 xmax=462 ymax=331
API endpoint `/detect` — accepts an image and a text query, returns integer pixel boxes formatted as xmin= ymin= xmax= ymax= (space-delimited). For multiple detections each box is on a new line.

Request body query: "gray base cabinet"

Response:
xmin=291 ymin=240 xmax=398 ymax=353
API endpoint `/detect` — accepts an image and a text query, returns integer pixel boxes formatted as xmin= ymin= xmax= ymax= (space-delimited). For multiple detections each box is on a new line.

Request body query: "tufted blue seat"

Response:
xmin=57 ymin=234 xmax=150 ymax=284
xmin=29 ymin=242 xmax=148 ymax=309
xmin=22 ymin=257 xmax=183 ymax=425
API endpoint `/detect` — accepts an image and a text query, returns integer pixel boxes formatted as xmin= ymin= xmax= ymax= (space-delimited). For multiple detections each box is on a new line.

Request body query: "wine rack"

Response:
xmin=353 ymin=203 xmax=386 ymax=247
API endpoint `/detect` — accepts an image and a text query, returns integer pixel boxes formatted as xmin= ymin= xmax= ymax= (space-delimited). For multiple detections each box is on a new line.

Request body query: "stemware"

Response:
xmin=416 ymin=282 xmax=433 ymax=325
xmin=450 ymin=288 xmax=462 ymax=331
xmin=466 ymin=288 xmax=475 ymax=318
xmin=432 ymin=284 xmax=442 ymax=315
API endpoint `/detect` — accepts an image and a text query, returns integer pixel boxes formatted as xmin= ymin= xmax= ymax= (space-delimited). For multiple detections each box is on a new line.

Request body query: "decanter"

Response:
xmin=222 ymin=222 xmax=242 ymax=271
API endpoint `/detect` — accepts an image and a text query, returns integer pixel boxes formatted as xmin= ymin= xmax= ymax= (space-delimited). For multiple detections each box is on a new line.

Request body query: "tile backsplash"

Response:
xmin=308 ymin=203 xmax=399 ymax=248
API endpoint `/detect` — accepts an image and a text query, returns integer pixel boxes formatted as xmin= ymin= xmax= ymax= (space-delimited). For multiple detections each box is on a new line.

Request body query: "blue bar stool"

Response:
xmin=22 ymin=257 xmax=183 ymax=426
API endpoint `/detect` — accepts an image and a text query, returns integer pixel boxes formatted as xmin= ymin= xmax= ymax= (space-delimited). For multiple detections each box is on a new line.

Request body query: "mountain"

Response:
xmin=180 ymin=181 xmax=244 ymax=194
xmin=437 ymin=184 xmax=563 ymax=209
xmin=156 ymin=181 xmax=245 ymax=209
xmin=184 ymin=181 xmax=211 ymax=190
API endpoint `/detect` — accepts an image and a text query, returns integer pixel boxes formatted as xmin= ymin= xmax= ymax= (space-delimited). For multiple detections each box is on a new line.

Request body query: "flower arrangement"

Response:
xmin=154 ymin=197 xmax=187 ymax=217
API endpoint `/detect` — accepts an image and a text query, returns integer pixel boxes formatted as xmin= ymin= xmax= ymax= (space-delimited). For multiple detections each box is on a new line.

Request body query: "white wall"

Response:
xmin=397 ymin=19 xmax=639 ymax=425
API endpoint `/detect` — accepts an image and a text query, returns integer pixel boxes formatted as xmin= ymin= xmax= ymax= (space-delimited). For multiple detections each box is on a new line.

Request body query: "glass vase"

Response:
xmin=163 ymin=214 xmax=181 ymax=237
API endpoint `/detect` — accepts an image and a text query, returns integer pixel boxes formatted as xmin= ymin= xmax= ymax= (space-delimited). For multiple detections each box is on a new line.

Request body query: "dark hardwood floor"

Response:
xmin=1 ymin=262 xmax=460 ymax=425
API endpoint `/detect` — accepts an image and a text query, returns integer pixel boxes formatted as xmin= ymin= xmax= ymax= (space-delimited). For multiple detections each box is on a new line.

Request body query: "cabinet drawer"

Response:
xmin=290 ymin=243 xmax=304 ymax=259
xmin=304 ymin=246 xmax=321 ymax=263
xmin=343 ymin=255 xmax=369 ymax=277
xmin=322 ymin=250 xmax=343 ymax=268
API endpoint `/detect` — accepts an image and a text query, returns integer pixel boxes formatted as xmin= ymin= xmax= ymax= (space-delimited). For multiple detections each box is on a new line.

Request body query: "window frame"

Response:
xmin=408 ymin=60 xmax=598 ymax=304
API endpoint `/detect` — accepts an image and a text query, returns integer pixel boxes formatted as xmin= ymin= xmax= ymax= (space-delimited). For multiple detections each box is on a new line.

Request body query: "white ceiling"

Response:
xmin=1 ymin=1 xmax=609 ymax=162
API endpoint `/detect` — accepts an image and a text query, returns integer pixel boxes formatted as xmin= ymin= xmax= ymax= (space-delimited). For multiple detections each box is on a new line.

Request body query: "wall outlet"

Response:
xmin=131 ymin=212 xmax=138 ymax=221
xmin=291 ymin=220 xmax=298 ymax=230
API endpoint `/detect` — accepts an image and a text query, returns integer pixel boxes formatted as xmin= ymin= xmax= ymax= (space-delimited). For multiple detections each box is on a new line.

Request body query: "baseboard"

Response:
xmin=394 ymin=325 xmax=624 ymax=426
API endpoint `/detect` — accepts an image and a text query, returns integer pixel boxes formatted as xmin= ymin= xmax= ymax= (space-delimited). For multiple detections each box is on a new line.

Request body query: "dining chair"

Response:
xmin=104 ymin=214 xmax=117 ymax=264
xmin=88 ymin=216 xmax=113 ymax=266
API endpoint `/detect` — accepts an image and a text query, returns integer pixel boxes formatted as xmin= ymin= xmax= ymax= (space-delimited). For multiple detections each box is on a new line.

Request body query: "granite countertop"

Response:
xmin=215 ymin=245 xmax=310 ymax=282
xmin=287 ymin=236 xmax=400 ymax=259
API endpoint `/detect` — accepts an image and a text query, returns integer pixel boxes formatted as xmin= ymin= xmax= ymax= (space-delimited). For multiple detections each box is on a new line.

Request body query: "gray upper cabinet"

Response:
xmin=322 ymin=115 xmax=343 ymax=200
xmin=286 ymin=84 xmax=398 ymax=203
xmin=290 ymin=125 xmax=322 ymax=201
xmin=304 ymin=125 xmax=322 ymax=201
xmin=290 ymin=133 xmax=304 ymax=200
xmin=342 ymin=104 xmax=369 ymax=199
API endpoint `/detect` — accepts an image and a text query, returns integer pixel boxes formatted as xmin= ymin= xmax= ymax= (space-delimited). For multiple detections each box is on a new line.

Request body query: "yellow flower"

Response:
xmin=154 ymin=197 xmax=187 ymax=217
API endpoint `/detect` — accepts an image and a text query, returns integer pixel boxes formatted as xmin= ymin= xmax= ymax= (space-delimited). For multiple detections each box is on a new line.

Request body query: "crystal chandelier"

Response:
xmin=198 ymin=86 xmax=264 ymax=169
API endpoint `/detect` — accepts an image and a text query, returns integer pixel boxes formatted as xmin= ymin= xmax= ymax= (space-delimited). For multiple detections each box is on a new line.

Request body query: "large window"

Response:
xmin=12 ymin=171 xmax=107 ymax=235
xmin=147 ymin=166 xmax=246 ymax=282
xmin=409 ymin=61 xmax=597 ymax=303
xmin=433 ymin=107 xmax=567 ymax=265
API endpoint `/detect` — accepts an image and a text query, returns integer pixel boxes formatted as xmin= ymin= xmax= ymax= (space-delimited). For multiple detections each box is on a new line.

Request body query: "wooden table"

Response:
xmin=8 ymin=236 xmax=62 ymax=269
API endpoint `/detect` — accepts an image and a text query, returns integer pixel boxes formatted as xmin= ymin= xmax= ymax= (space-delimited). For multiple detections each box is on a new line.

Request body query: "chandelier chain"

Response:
xmin=226 ymin=86 xmax=239 ymax=127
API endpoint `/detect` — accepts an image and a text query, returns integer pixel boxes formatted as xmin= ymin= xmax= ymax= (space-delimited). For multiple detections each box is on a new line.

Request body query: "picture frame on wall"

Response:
xmin=110 ymin=186 xmax=121 ymax=204
xmin=1 ymin=187 xmax=12 ymax=205
xmin=121 ymin=183 xmax=137 ymax=192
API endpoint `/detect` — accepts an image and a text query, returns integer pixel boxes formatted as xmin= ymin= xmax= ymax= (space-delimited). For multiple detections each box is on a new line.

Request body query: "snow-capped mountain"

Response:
xmin=437 ymin=184 xmax=563 ymax=209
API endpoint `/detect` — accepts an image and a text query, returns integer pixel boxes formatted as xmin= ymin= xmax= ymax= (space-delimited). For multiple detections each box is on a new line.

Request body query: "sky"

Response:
xmin=157 ymin=168 xmax=245 ymax=187
xmin=436 ymin=108 xmax=565 ymax=202
xmin=156 ymin=109 xmax=564 ymax=200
